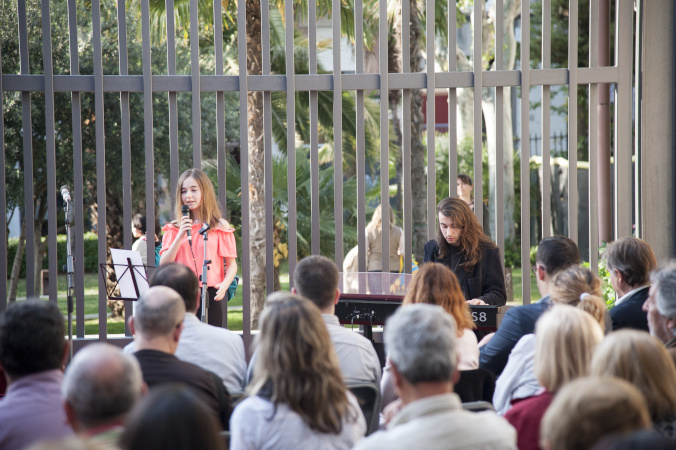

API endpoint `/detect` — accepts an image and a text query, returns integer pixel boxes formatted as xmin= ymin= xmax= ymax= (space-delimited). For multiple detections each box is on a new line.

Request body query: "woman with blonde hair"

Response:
xmin=230 ymin=293 xmax=365 ymax=449
xmin=423 ymin=197 xmax=505 ymax=305
xmin=503 ymin=305 xmax=604 ymax=450
xmin=590 ymin=329 xmax=676 ymax=440
xmin=493 ymin=265 xmax=607 ymax=415
xmin=365 ymin=204 xmax=403 ymax=293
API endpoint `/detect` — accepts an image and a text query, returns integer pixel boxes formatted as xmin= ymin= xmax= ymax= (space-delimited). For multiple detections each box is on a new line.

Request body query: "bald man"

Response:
xmin=130 ymin=286 xmax=232 ymax=429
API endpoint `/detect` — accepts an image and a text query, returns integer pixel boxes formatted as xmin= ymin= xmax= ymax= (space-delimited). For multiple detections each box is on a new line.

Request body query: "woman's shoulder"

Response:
xmin=162 ymin=222 xmax=179 ymax=232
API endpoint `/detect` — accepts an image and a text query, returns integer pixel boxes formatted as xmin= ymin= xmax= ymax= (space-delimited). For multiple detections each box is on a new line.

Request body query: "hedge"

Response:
xmin=7 ymin=232 xmax=100 ymax=279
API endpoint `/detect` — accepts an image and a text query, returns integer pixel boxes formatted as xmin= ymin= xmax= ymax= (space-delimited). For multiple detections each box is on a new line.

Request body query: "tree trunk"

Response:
xmin=246 ymin=0 xmax=267 ymax=329
xmin=7 ymin=218 xmax=26 ymax=303
xmin=410 ymin=0 xmax=427 ymax=262
xmin=389 ymin=5 xmax=403 ymax=212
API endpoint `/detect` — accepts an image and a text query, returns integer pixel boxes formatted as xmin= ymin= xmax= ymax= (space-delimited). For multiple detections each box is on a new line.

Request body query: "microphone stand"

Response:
xmin=63 ymin=200 xmax=75 ymax=363
xmin=199 ymin=223 xmax=211 ymax=323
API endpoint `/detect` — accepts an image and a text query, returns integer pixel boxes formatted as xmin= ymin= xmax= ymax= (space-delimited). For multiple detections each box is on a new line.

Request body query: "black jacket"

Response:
xmin=610 ymin=286 xmax=650 ymax=332
xmin=423 ymin=239 xmax=507 ymax=306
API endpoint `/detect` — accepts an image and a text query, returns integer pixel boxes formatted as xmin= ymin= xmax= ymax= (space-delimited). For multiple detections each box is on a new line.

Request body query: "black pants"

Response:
xmin=196 ymin=286 xmax=223 ymax=327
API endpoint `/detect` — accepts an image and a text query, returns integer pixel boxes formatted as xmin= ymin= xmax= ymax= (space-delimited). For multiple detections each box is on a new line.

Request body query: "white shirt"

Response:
xmin=354 ymin=393 xmax=517 ymax=450
xmin=492 ymin=333 xmax=541 ymax=416
xmin=323 ymin=314 xmax=382 ymax=385
xmin=124 ymin=313 xmax=247 ymax=393
xmin=229 ymin=393 xmax=366 ymax=450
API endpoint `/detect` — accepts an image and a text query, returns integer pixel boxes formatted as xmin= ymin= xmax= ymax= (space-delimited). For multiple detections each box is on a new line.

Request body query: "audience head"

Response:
xmin=540 ymin=377 xmax=651 ymax=450
xmin=149 ymin=263 xmax=200 ymax=313
xmin=250 ymin=292 xmax=351 ymax=434
xmin=590 ymin=330 xmax=676 ymax=422
xmin=645 ymin=260 xmax=676 ymax=344
xmin=120 ymin=385 xmax=224 ymax=450
xmin=62 ymin=343 xmax=143 ymax=432
xmin=603 ymin=237 xmax=656 ymax=294
xmin=549 ymin=265 xmax=607 ymax=332
xmin=385 ymin=303 xmax=457 ymax=386
xmin=0 ymin=300 xmax=66 ymax=380
xmin=590 ymin=430 xmax=674 ymax=450
xmin=132 ymin=214 xmax=146 ymax=235
xmin=534 ymin=305 xmax=604 ymax=393
xmin=131 ymin=286 xmax=185 ymax=341
xmin=534 ymin=236 xmax=581 ymax=278
xmin=403 ymin=262 xmax=474 ymax=332
xmin=293 ymin=255 xmax=340 ymax=311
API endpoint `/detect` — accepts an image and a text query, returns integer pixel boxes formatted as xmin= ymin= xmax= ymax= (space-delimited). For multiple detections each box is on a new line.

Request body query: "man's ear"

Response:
xmin=173 ymin=322 xmax=184 ymax=343
xmin=390 ymin=361 xmax=403 ymax=390
xmin=537 ymin=264 xmax=546 ymax=282
xmin=291 ymin=287 xmax=297 ymax=295
xmin=334 ymin=289 xmax=341 ymax=305
xmin=61 ymin=341 xmax=70 ymax=368
xmin=64 ymin=401 xmax=79 ymax=432
xmin=129 ymin=316 xmax=136 ymax=336
xmin=666 ymin=317 xmax=676 ymax=334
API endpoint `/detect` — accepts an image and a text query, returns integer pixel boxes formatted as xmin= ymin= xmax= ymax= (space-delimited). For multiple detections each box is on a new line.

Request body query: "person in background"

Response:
xmin=366 ymin=204 xmax=404 ymax=294
xmin=643 ymin=260 xmax=676 ymax=364
xmin=423 ymin=197 xmax=506 ymax=306
xmin=603 ymin=237 xmax=656 ymax=331
xmin=457 ymin=174 xmax=490 ymax=234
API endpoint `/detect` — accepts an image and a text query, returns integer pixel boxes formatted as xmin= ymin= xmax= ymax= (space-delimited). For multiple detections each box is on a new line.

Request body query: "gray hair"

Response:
xmin=63 ymin=343 xmax=143 ymax=428
xmin=134 ymin=286 xmax=186 ymax=338
xmin=384 ymin=303 xmax=457 ymax=384
xmin=651 ymin=260 xmax=676 ymax=319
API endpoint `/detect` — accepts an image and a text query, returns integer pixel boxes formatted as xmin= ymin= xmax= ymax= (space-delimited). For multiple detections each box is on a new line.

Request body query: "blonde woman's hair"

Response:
xmin=534 ymin=305 xmax=604 ymax=392
xmin=540 ymin=376 xmax=652 ymax=450
xmin=403 ymin=262 xmax=475 ymax=333
xmin=549 ymin=265 xmax=607 ymax=332
xmin=174 ymin=168 xmax=223 ymax=229
xmin=366 ymin=204 xmax=395 ymax=233
xmin=248 ymin=292 xmax=355 ymax=434
xmin=590 ymin=330 xmax=676 ymax=422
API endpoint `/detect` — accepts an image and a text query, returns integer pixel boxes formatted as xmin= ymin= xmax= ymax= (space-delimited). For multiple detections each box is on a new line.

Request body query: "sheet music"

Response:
xmin=110 ymin=248 xmax=149 ymax=300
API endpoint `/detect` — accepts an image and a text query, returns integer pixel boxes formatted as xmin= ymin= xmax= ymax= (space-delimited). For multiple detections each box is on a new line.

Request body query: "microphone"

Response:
xmin=60 ymin=186 xmax=71 ymax=203
xmin=181 ymin=205 xmax=192 ymax=244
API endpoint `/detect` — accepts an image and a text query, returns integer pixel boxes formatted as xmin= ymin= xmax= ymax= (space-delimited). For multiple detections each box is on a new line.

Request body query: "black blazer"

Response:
xmin=423 ymin=240 xmax=506 ymax=306
xmin=610 ymin=286 xmax=650 ymax=332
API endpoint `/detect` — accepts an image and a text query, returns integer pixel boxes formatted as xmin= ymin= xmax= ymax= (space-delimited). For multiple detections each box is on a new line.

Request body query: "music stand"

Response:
xmin=99 ymin=249 xmax=150 ymax=301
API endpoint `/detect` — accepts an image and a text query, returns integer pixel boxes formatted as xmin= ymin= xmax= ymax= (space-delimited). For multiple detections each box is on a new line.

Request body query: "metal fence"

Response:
xmin=1 ymin=0 xmax=639 ymax=351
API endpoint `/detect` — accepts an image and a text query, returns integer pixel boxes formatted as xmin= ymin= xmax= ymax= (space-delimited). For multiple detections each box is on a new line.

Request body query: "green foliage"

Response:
xmin=584 ymin=243 xmax=615 ymax=309
xmin=7 ymin=233 xmax=100 ymax=279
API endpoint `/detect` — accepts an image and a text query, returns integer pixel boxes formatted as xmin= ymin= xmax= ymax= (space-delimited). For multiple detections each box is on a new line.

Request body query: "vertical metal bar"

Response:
xmin=262 ymin=0 xmax=274 ymax=295
xmin=214 ymin=0 xmax=227 ymax=219
xmin=190 ymin=0 xmax=202 ymax=167
xmin=633 ymin=0 xmax=642 ymax=237
xmin=167 ymin=0 xmax=179 ymax=203
xmin=237 ymin=0 xmax=251 ymax=351
xmin=118 ymin=0 xmax=134 ymax=335
xmin=448 ymin=1 xmax=457 ymax=197
xmin=41 ymin=0 xmax=58 ymax=304
xmin=614 ymin=0 xmax=633 ymax=238
xmin=380 ymin=0 xmax=390 ymax=278
xmin=92 ymin=0 xmax=107 ymax=339
xmin=67 ymin=0 xmax=85 ymax=337
xmin=332 ymin=0 xmax=344 ymax=270
xmin=355 ymin=1 xmax=366 ymax=273
xmin=309 ymin=0 xmax=320 ymax=255
xmin=589 ymin=0 xmax=600 ymax=271
xmin=18 ymin=0 xmax=35 ymax=298
xmin=472 ymin=0 xmax=482 ymax=226
xmin=402 ymin=0 xmax=412 ymax=273
xmin=0 ymin=30 xmax=6 ymax=312
xmin=141 ymin=0 xmax=155 ymax=293
xmin=568 ymin=0 xmax=578 ymax=244
xmin=520 ymin=0 xmax=531 ymax=304
xmin=495 ymin=0 xmax=505 ymax=258
xmin=541 ymin=0 xmax=551 ymax=239
xmin=426 ymin=0 xmax=436 ymax=240
xmin=285 ymin=0 xmax=297 ymax=285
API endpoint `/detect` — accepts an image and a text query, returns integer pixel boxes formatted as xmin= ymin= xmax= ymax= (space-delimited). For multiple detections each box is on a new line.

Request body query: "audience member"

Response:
xmin=354 ymin=304 xmax=516 ymax=450
xmin=504 ymin=305 xmax=604 ymax=450
xmin=590 ymin=329 xmax=676 ymax=440
xmin=125 ymin=263 xmax=246 ymax=393
xmin=292 ymin=255 xmax=381 ymax=384
xmin=0 ymin=300 xmax=73 ymax=448
xmin=120 ymin=385 xmax=225 ymax=450
xmin=540 ymin=377 xmax=652 ymax=450
xmin=479 ymin=236 xmax=580 ymax=375
xmin=129 ymin=286 xmax=231 ymax=429
xmin=494 ymin=266 xmax=607 ymax=415
xmin=643 ymin=260 xmax=676 ymax=363
xmin=62 ymin=343 xmax=144 ymax=447
xmin=381 ymin=262 xmax=479 ymax=409
xmin=590 ymin=430 xmax=674 ymax=450
xmin=604 ymin=237 xmax=656 ymax=331
xmin=230 ymin=293 xmax=366 ymax=449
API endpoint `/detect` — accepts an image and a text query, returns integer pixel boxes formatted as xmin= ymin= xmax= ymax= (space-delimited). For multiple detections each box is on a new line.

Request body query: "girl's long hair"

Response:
xmin=248 ymin=293 xmax=356 ymax=434
xmin=366 ymin=204 xmax=395 ymax=233
xmin=403 ymin=262 xmax=475 ymax=333
xmin=435 ymin=197 xmax=493 ymax=271
xmin=174 ymin=168 xmax=222 ymax=229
